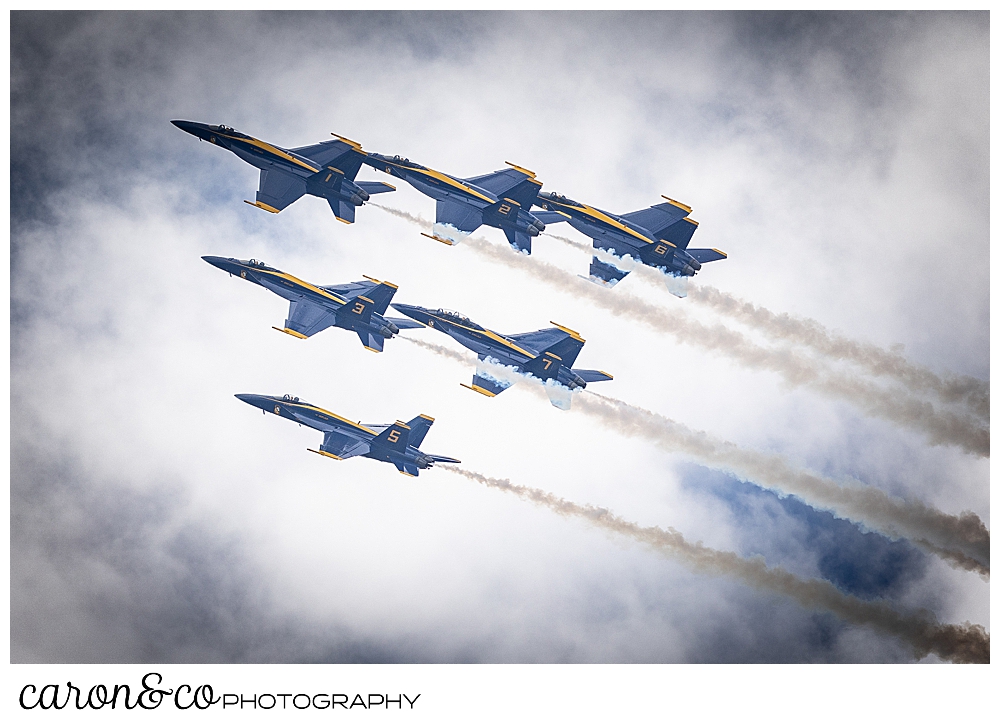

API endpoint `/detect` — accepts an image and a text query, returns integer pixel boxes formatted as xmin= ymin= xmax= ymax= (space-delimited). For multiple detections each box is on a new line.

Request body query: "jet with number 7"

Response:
xmin=390 ymin=304 xmax=612 ymax=410
xmin=236 ymin=394 xmax=460 ymax=477
xmin=202 ymin=256 xmax=423 ymax=352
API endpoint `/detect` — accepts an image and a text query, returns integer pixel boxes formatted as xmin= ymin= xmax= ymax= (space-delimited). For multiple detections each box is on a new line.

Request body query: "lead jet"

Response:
xmin=203 ymin=256 xmax=423 ymax=352
xmin=533 ymin=192 xmax=727 ymax=287
xmin=171 ymin=121 xmax=394 ymax=223
xmin=236 ymin=394 xmax=460 ymax=477
xmin=364 ymin=152 xmax=547 ymax=252
xmin=391 ymin=304 xmax=612 ymax=410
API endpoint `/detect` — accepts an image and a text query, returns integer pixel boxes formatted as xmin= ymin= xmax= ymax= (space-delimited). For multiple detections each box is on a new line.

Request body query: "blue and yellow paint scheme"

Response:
xmin=172 ymin=121 xmax=394 ymax=223
xmin=390 ymin=304 xmax=612 ymax=410
xmin=235 ymin=394 xmax=459 ymax=476
xmin=364 ymin=152 xmax=547 ymax=252
xmin=533 ymin=191 xmax=727 ymax=286
xmin=203 ymin=256 xmax=423 ymax=352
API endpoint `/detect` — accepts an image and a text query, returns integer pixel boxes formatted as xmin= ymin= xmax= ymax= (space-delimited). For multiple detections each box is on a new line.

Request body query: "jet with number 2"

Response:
xmin=203 ymin=256 xmax=423 ymax=352
xmin=236 ymin=394 xmax=460 ymax=477
xmin=533 ymin=192 xmax=727 ymax=287
xmin=171 ymin=121 xmax=394 ymax=223
xmin=365 ymin=152 xmax=547 ymax=252
xmin=390 ymin=304 xmax=612 ymax=410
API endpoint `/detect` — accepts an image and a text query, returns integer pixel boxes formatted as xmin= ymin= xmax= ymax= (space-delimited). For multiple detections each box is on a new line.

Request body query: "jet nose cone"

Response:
xmin=235 ymin=393 xmax=256 ymax=403
xmin=390 ymin=303 xmax=424 ymax=318
xmin=202 ymin=255 xmax=236 ymax=272
xmin=172 ymin=120 xmax=213 ymax=140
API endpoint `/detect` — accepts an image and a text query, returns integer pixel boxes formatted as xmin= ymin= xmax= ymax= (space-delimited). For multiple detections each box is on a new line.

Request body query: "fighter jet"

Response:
xmin=364 ymin=152 xmax=547 ymax=252
xmin=203 ymin=256 xmax=423 ymax=352
xmin=236 ymin=394 xmax=460 ymax=477
xmin=533 ymin=192 xmax=727 ymax=287
xmin=391 ymin=304 xmax=612 ymax=409
xmin=171 ymin=121 xmax=394 ymax=223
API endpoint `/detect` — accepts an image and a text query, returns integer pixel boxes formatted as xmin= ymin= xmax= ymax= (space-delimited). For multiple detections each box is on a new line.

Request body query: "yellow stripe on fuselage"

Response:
xmin=219 ymin=132 xmax=320 ymax=173
xmin=250 ymin=267 xmax=348 ymax=305
xmin=285 ymin=401 xmax=376 ymax=435
xmin=385 ymin=160 xmax=494 ymax=204
xmin=427 ymin=312 xmax=536 ymax=358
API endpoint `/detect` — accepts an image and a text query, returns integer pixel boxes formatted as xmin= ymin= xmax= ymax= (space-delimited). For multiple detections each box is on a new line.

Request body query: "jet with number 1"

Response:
xmin=364 ymin=152 xmax=547 ymax=252
xmin=533 ymin=192 xmax=727 ymax=287
xmin=203 ymin=256 xmax=423 ymax=352
xmin=390 ymin=304 xmax=612 ymax=410
xmin=172 ymin=121 xmax=394 ymax=223
xmin=236 ymin=394 xmax=460 ymax=477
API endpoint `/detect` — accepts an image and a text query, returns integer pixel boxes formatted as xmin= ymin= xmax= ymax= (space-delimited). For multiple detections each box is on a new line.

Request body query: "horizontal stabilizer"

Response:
xmin=461 ymin=371 xmax=513 ymax=398
xmin=372 ymin=421 xmax=411 ymax=452
xmin=328 ymin=198 xmax=356 ymax=224
xmin=357 ymin=329 xmax=385 ymax=352
xmin=532 ymin=210 xmax=571 ymax=225
xmin=544 ymin=382 xmax=574 ymax=411
xmin=573 ymin=369 xmax=614 ymax=383
xmin=590 ymin=257 xmax=630 ymax=286
xmin=426 ymin=453 xmax=461 ymax=464
xmin=385 ymin=316 xmax=425 ymax=330
xmin=436 ymin=199 xmax=483 ymax=234
xmin=405 ymin=413 xmax=435 ymax=448
xmin=688 ymin=248 xmax=727 ymax=264
xmin=285 ymin=300 xmax=338 ymax=338
xmin=503 ymin=227 xmax=532 ymax=254
xmin=357 ymin=181 xmax=395 ymax=195
xmin=319 ymin=430 xmax=369 ymax=460
xmin=394 ymin=460 xmax=420 ymax=477
xmin=256 ymin=168 xmax=307 ymax=212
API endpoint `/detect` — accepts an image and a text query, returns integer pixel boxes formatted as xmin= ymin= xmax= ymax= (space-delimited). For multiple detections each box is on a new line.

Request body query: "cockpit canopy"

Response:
xmin=282 ymin=394 xmax=300 ymax=402
xmin=246 ymin=259 xmax=267 ymax=267
xmin=435 ymin=308 xmax=471 ymax=323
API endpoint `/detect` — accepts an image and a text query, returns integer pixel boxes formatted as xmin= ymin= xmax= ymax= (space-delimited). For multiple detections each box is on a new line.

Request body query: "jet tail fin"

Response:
xmin=357 ymin=329 xmax=385 ymax=352
xmin=328 ymin=198 xmax=356 ymax=224
xmin=589 ymin=257 xmax=630 ymax=286
xmin=337 ymin=294 xmax=376 ymax=327
xmin=394 ymin=460 xmax=420 ymax=477
xmin=372 ymin=421 xmax=411 ymax=452
xmin=359 ymin=277 xmax=399 ymax=315
xmin=356 ymin=181 xmax=395 ymax=196
xmin=405 ymin=414 xmax=435 ymax=448
xmin=660 ymin=218 xmax=699 ymax=249
xmin=503 ymin=226 xmax=532 ymax=254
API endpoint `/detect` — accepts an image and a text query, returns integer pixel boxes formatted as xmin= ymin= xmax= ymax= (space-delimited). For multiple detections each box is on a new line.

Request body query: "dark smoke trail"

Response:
xmin=442 ymin=466 xmax=989 ymax=664
xmin=375 ymin=207 xmax=986 ymax=457
xmin=542 ymin=230 xmax=989 ymax=422
xmin=405 ymin=322 xmax=989 ymax=575
xmin=576 ymin=391 xmax=989 ymax=576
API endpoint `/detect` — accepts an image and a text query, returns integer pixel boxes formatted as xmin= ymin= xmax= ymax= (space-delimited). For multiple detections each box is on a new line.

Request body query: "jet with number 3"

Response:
xmin=364 ymin=152 xmax=547 ymax=252
xmin=533 ymin=191 xmax=727 ymax=287
xmin=203 ymin=256 xmax=423 ymax=352
xmin=390 ymin=303 xmax=612 ymax=410
xmin=236 ymin=394 xmax=460 ymax=477
xmin=172 ymin=121 xmax=394 ymax=223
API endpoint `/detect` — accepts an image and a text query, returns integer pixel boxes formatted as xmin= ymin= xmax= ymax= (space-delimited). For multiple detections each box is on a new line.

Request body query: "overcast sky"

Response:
xmin=11 ymin=11 xmax=988 ymax=664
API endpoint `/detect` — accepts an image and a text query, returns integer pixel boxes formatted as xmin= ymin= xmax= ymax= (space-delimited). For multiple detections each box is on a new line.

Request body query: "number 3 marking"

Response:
xmin=352 ymin=302 xmax=365 ymax=314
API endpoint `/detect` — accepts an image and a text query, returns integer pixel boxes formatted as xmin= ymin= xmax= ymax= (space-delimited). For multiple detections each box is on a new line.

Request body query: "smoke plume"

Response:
xmin=373 ymin=205 xmax=987 ymax=457
xmin=403 ymin=315 xmax=989 ymax=575
xmin=442 ymin=465 xmax=989 ymax=664
xmin=543 ymin=230 xmax=988 ymax=421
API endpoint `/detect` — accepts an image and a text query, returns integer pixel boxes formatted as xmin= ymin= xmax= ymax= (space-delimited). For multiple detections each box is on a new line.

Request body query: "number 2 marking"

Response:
xmin=498 ymin=203 xmax=512 ymax=215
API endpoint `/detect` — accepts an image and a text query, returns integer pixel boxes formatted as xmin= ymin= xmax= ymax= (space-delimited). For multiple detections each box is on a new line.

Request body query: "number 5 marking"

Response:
xmin=387 ymin=430 xmax=400 ymax=443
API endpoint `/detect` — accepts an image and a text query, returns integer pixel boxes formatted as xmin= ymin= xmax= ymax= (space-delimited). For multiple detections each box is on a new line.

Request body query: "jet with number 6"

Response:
xmin=390 ymin=303 xmax=612 ymax=410
xmin=364 ymin=152 xmax=547 ymax=252
xmin=236 ymin=394 xmax=460 ymax=477
xmin=172 ymin=121 xmax=395 ymax=223
xmin=203 ymin=256 xmax=423 ymax=352
xmin=533 ymin=191 xmax=727 ymax=288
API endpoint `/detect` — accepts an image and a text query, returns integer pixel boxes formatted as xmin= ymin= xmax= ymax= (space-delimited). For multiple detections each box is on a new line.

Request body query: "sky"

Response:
xmin=10 ymin=11 xmax=989 ymax=666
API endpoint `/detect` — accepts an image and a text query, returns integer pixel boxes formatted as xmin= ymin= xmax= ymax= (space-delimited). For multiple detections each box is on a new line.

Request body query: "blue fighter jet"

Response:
xmin=203 ymin=256 xmax=423 ymax=352
xmin=391 ymin=304 xmax=612 ymax=409
xmin=236 ymin=394 xmax=460 ymax=477
xmin=172 ymin=121 xmax=394 ymax=223
xmin=365 ymin=152 xmax=546 ymax=252
xmin=533 ymin=192 xmax=727 ymax=287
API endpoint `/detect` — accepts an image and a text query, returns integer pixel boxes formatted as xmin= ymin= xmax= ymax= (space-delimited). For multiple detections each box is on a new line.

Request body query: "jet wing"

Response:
xmin=588 ymin=257 xmax=631 ymax=287
xmin=461 ymin=363 xmax=516 ymax=398
xmin=532 ymin=210 xmax=571 ymax=225
xmin=283 ymin=299 xmax=338 ymax=338
xmin=289 ymin=139 xmax=365 ymax=180
xmin=323 ymin=280 xmax=396 ymax=314
xmin=254 ymin=168 xmax=307 ymax=212
xmin=464 ymin=168 xmax=538 ymax=203
xmin=318 ymin=429 xmax=370 ymax=460
xmin=619 ymin=200 xmax=690 ymax=239
xmin=436 ymin=199 xmax=483 ymax=233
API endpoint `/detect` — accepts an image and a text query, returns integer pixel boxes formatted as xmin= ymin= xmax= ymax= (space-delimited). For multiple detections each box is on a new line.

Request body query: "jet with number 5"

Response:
xmin=364 ymin=152 xmax=547 ymax=252
xmin=390 ymin=304 xmax=612 ymax=410
xmin=203 ymin=256 xmax=423 ymax=352
xmin=236 ymin=394 xmax=460 ymax=477
xmin=533 ymin=191 xmax=727 ymax=287
xmin=172 ymin=121 xmax=394 ymax=223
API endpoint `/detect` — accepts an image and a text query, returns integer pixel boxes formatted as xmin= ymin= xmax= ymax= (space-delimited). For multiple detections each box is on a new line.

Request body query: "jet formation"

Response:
xmin=236 ymin=394 xmax=459 ymax=476
xmin=391 ymin=304 xmax=612 ymax=410
xmin=202 ymin=256 xmax=422 ymax=352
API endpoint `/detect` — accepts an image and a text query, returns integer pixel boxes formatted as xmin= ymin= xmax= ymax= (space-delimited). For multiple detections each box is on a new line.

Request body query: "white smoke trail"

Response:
xmin=543 ymin=230 xmax=988 ymax=421
xmin=375 ymin=205 xmax=988 ymax=456
xmin=404 ymin=326 xmax=989 ymax=575
xmin=442 ymin=465 xmax=990 ymax=664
